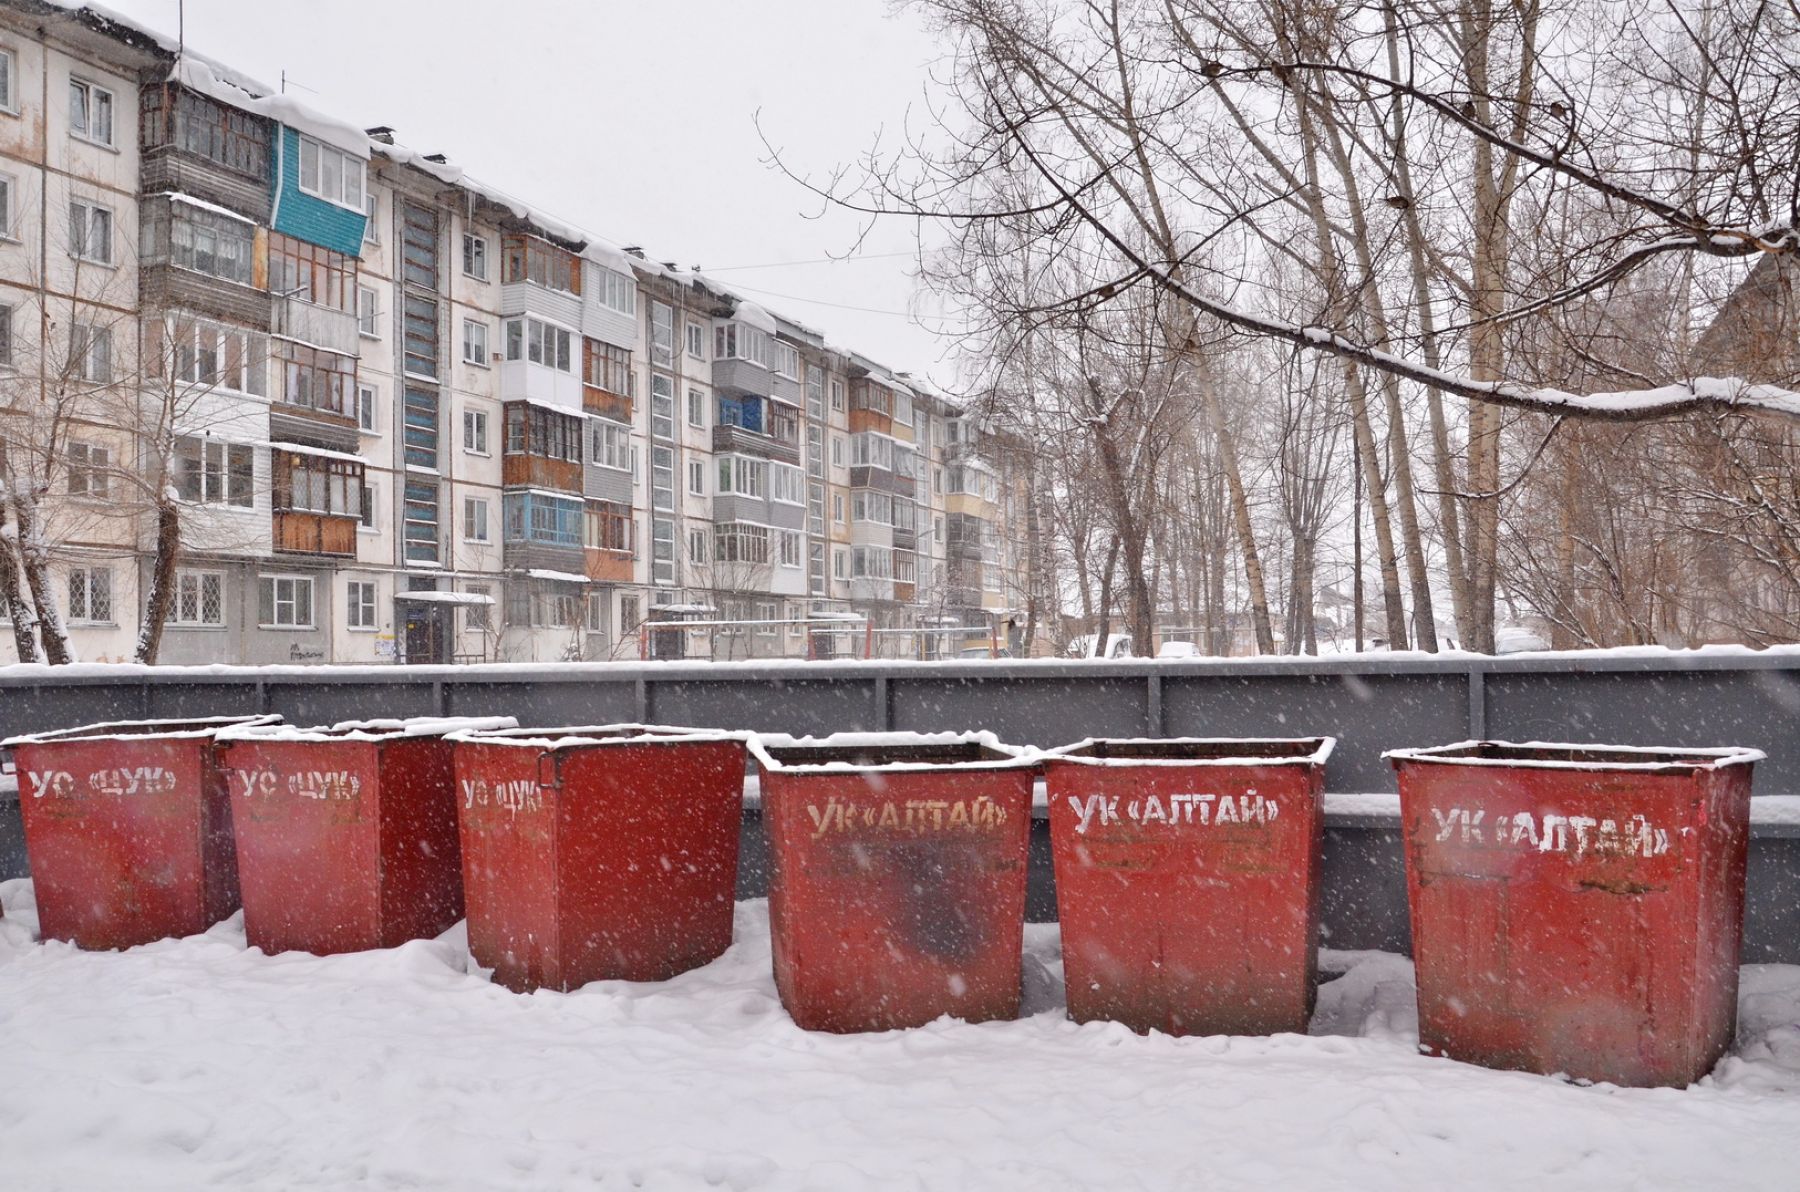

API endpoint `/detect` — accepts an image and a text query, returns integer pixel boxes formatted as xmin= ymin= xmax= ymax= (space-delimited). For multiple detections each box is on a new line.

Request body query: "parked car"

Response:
xmin=958 ymin=646 xmax=1012 ymax=660
xmin=1156 ymin=641 xmax=1202 ymax=659
xmin=1066 ymin=633 xmax=1135 ymax=660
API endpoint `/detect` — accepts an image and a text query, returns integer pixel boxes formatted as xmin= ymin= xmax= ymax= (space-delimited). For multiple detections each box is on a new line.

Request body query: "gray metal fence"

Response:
xmin=3 ymin=650 xmax=1797 ymax=958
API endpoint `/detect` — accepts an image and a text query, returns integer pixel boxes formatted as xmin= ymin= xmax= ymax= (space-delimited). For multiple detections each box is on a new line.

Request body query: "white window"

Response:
xmin=833 ymin=549 xmax=847 ymax=580
xmin=0 ymin=174 xmax=12 ymax=239
xmin=170 ymin=570 xmax=224 ymax=626
xmin=66 ymin=441 xmax=109 ymax=498
xmin=774 ymin=341 xmax=800 ymax=379
xmin=686 ymin=388 xmax=705 ymax=428
xmin=68 ymin=78 xmax=114 ymax=146
xmin=357 ymin=286 xmax=380 ymax=337
xmin=463 ymin=407 xmax=489 ymax=454
xmin=297 ymin=135 xmax=366 ymax=211
xmin=463 ymin=496 xmax=489 ymax=542
xmin=594 ymin=267 xmax=635 ymax=315
xmin=716 ymin=455 xmax=768 ymax=497
xmin=462 ymin=233 xmax=487 ymax=280
xmin=770 ymin=463 xmax=804 ymax=505
xmin=166 ymin=318 xmax=267 ymax=395
xmin=175 ymin=437 xmax=255 ymax=507
xmin=714 ymin=322 xmax=770 ymax=367
xmin=831 ymin=436 xmax=844 ymax=468
xmin=0 ymin=303 xmax=12 ymax=368
xmin=466 ymin=583 xmax=491 ymax=631
xmin=893 ymin=392 xmax=915 ymax=427
xmin=67 ymin=565 xmax=113 ymax=623
xmin=461 ymin=319 xmax=489 ymax=365
xmin=346 ymin=581 xmax=377 ymax=630
xmin=832 ymin=492 xmax=845 ymax=524
xmin=258 ymin=575 xmax=314 ymax=628
xmin=649 ymin=301 xmax=674 ymax=367
xmin=360 ymin=481 xmax=378 ymax=530
xmin=590 ymin=420 xmax=629 ymax=470
xmin=688 ymin=527 xmax=707 ymax=564
xmin=503 ymin=316 xmax=573 ymax=372
xmin=778 ymin=530 xmax=802 ymax=569
xmin=69 ymin=199 xmax=112 ymax=264
xmin=687 ymin=458 xmax=705 ymax=496
xmin=685 ymin=322 xmax=705 ymax=359
xmin=72 ymin=323 xmax=111 ymax=382
xmin=356 ymin=382 xmax=379 ymax=432
xmin=830 ymin=379 xmax=845 ymax=412
xmin=0 ymin=48 xmax=14 ymax=113
xmin=362 ymin=192 xmax=379 ymax=245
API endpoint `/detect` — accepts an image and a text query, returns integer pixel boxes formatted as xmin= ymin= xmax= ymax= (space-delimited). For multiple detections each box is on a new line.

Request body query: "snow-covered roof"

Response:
xmin=733 ymin=301 xmax=778 ymax=335
xmin=175 ymin=56 xmax=368 ymax=158
xmin=523 ymin=568 xmax=589 ymax=586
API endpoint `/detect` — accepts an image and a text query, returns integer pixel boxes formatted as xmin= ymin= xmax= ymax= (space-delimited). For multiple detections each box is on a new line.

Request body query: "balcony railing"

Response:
xmin=272 ymin=510 xmax=358 ymax=557
xmin=272 ymin=295 xmax=359 ymax=357
xmin=712 ymin=423 xmax=800 ymax=466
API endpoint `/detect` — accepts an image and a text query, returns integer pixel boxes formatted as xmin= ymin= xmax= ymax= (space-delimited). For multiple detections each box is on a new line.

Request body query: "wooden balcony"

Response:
xmin=503 ymin=454 xmax=583 ymax=493
xmin=583 ymin=385 xmax=632 ymax=423
xmin=586 ymin=548 xmax=634 ymax=583
xmin=273 ymin=510 xmax=358 ymax=557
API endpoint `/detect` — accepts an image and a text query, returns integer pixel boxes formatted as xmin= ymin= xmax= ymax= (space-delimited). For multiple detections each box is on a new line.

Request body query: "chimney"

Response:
xmin=424 ymin=153 xmax=447 ymax=164
xmin=365 ymin=126 xmax=396 ymax=144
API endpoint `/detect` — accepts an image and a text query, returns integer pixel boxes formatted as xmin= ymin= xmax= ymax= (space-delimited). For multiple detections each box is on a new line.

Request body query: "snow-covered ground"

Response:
xmin=3 ymin=878 xmax=1798 ymax=1190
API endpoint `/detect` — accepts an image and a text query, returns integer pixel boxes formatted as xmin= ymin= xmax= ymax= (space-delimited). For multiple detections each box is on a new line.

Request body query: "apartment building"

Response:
xmin=0 ymin=2 xmax=1028 ymax=666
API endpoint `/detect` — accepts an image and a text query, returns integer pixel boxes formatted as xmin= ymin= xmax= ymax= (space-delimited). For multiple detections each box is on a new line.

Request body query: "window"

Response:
xmin=0 ymin=47 xmax=14 ymax=113
xmin=69 ymin=199 xmax=112 ymax=264
xmin=346 ymin=581 xmax=377 ymax=630
xmin=649 ymin=302 xmax=674 ymax=367
xmin=0 ymin=174 xmax=13 ymax=239
xmin=67 ymin=566 xmax=113 ymax=623
xmin=933 ymin=467 xmax=943 ymax=494
xmin=466 ymin=583 xmax=491 ymax=631
xmin=651 ymin=518 xmax=675 ymax=585
xmin=583 ymin=338 xmax=632 ymax=396
xmin=652 ymin=445 xmax=674 ymax=511
xmin=778 ymin=530 xmax=802 ymax=569
xmin=713 ymin=522 xmax=770 ymax=565
xmin=833 ymin=549 xmax=847 ymax=580
xmin=463 ymin=496 xmax=490 ymax=542
xmin=755 ymin=602 xmax=779 ymax=635
xmin=806 ymin=365 xmax=823 ymax=419
xmin=830 ymin=378 xmax=845 ymax=412
xmin=503 ymin=316 xmax=572 ymax=371
xmin=773 ymin=341 xmax=800 ymax=379
xmin=593 ymin=266 xmax=634 ymax=315
xmin=502 ymin=492 xmax=583 ymax=547
xmin=404 ymin=387 xmax=440 ymax=469
xmin=770 ymin=463 xmax=804 ymax=505
xmin=69 ymin=78 xmax=114 ymax=146
xmin=893 ymin=392 xmax=915 ymax=427
xmin=851 ymin=433 xmax=894 ymax=470
xmin=831 ymin=436 xmax=844 ymax=468
xmin=403 ymin=294 xmax=438 ymax=378
xmin=67 ymin=442 xmax=109 ymax=498
xmin=403 ymin=478 xmax=439 ymax=563
xmin=716 ymin=394 xmax=764 ymax=433
xmin=688 ymin=458 xmax=705 ymax=496
xmin=0 ymin=303 xmax=11 ymax=367
xmin=274 ymin=341 xmax=353 ymax=415
xmin=154 ymin=318 xmax=267 ymax=396
xmin=686 ymin=322 xmax=705 ymax=359
xmin=852 ymin=546 xmax=893 ymax=579
xmin=72 ymin=324 xmax=111 ymax=382
xmin=686 ymin=388 xmax=705 ymax=429
xmin=590 ymin=419 xmax=630 ymax=470
xmin=170 ymin=571 xmax=224 ymax=626
xmin=362 ymin=192 xmax=379 ymax=245
xmin=268 ymin=234 xmax=354 ymax=311
xmin=272 ymin=450 xmax=363 ymax=517
xmin=400 ymin=200 xmax=439 ymax=289
xmin=650 ymin=374 xmax=674 ymax=441
xmin=175 ymin=438 xmax=255 ymax=507
xmin=832 ymin=492 xmax=845 ymax=524
xmin=360 ymin=481 xmax=377 ymax=529
xmin=357 ymin=286 xmax=380 ymax=337
xmin=356 ymin=382 xmax=379 ymax=432
xmin=688 ymin=527 xmax=707 ymax=565
xmin=461 ymin=319 xmax=488 ymax=365
xmin=894 ymin=549 xmax=917 ymax=584
xmin=853 ymin=491 xmax=894 ymax=525
xmin=462 ymin=233 xmax=487 ymax=280
xmin=141 ymin=85 xmax=268 ymax=175
xmin=501 ymin=235 xmax=580 ymax=294
xmin=463 ymin=407 xmax=489 ymax=454
xmin=585 ymin=501 xmax=633 ymax=553
xmin=586 ymin=591 xmax=608 ymax=636
xmin=297 ymin=134 xmax=366 ymax=211
xmin=716 ymin=455 xmax=767 ymax=498
xmin=714 ymin=322 xmax=769 ymax=366
xmin=503 ymin=404 xmax=582 ymax=462
xmin=258 ymin=575 xmax=314 ymax=627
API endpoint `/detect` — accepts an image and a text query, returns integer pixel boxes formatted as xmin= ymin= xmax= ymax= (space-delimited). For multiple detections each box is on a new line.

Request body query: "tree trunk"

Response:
xmin=1093 ymin=536 xmax=1121 ymax=658
xmin=135 ymin=501 xmax=182 ymax=664
xmin=11 ymin=496 xmax=72 ymax=665
xmin=1199 ymin=371 xmax=1276 ymax=653
xmin=0 ymin=521 xmax=41 ymax=663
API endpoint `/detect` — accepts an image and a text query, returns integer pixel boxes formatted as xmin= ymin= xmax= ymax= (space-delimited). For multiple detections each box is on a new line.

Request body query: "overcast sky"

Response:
xmin=98 ymin=0 xmax=959 ymax=383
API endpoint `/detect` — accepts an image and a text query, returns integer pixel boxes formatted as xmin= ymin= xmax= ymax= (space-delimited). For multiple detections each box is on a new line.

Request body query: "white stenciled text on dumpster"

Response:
xmin=25 ymin=766 xmax=178 ymax=799
xmin=805 ymin=795 xmax=1009 ymax=840
xmin=1067 ymin=790 xmax=1278 ymax=835
xmin=1430 ymin=806 xmax=1671 ymax=857
xmin=234 ymin=769 xmax=363 ymax=801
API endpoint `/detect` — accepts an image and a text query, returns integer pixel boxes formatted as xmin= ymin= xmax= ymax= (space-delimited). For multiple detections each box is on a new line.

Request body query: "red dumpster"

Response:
xmin=1044 ymin=736 xmax=1334 ymax=1036
xmin=217 ymin=717 xmax=514 ymax=956
xmin=1388 ymin=741 xmax=1762 ymax=1087
xmin=3 ymin=715 xmax=280 ymax=949
xmin=450 ymin=724 xmax=747 ymax=993
xmin=751 ymin=731 xmax=1036 ymax=1033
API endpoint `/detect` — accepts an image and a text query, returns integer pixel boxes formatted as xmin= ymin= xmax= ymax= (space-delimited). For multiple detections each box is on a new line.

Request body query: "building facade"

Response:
xmin=0 ymin=2 xmax=1027 ymax=666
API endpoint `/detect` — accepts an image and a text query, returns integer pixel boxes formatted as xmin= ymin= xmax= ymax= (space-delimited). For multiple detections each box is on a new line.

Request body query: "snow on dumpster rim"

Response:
xmin=1384 ymin=739 xmax=1766 ymax=772
xmin=749 ymin=729 xmax=1035 ymax=773
xmin=1 ymin=713 xmax=281 ymax=749
xmin=214 ymin=716 xmax=518 ymax=744
xmin=1042 ymin=735 xmax=1337 ymax=768
xmin=443 ymin=722 xmax=750 ymax=750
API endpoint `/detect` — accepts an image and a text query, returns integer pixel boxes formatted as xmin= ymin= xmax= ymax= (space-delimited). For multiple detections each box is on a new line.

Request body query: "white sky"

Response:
xmin=98 ymin=0 xmax=960 ymax=383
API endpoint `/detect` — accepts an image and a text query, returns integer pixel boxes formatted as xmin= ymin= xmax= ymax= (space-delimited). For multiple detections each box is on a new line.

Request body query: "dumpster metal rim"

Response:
xmin=749 ymin=730 xmax=1035 ymax=774
xmin=217 ymin=715 xmax=517 ymax=744
xmin=2 ymin=714 xmax=281 ymax=749
xmin=1384 ymin=738 xmax=1765 ymax=771
xmin=446 ymin=722 xmax=750 ymax=750
xmin=1042 ymin=735 xmax=1337 ymax=768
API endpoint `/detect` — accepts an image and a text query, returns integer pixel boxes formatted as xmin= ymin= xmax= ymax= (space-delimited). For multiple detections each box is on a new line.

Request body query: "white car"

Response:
xmin=1067 ymin=633 xmax=1135 ymax=659
xmin=1156 ymin=641 xmax=1202 ymax=659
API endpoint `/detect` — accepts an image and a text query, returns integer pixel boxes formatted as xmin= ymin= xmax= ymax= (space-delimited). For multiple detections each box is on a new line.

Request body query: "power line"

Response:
xmin=719 ymin=279 xmax=947 ymax=321
xmin=702 ymin=251 xmax=918 ymax=273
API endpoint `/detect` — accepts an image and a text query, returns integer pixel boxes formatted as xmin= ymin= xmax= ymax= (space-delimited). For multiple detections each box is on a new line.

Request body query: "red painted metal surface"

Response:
xmin=1045 ymin=737 xmax=1332 ymax=1036
xmin=1391 ymin=741 xmax=1759 ymax=1087
xmin=221 ymin=727 xmax=466 ymax=956
xmin=6 ymin=717 xmax=274 ymax=950
xmin=754 ymin=734 xmax=1035 ymax=1033
xmin=453 ymin=726 xmax=746 ymax=993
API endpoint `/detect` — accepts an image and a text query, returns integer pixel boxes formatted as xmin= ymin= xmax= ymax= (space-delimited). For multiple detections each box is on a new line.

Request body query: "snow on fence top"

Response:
xmin=749 ymin=730 xmax=1035 ymax=774
xmin=1384 ymin=740 xmax=1766 ymax=772
xmin=2 ymin=714 xmax=281 ymax=748
xmin=215 ymin=716 xmax=517 ymax=744
xmin=1044 ymin=736 xmax=1337 ymax=768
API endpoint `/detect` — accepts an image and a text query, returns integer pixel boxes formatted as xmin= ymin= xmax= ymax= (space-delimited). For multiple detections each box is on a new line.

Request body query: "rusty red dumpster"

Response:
xmin=1389 ymin=741 xmax=1761 ymax=1087
xmin=3 ymin=715 xmax=280 ymax=949
xmin=751 ymin=731 xmax=1036 ymax=1033
xmin=450 ymin=724 xmax=747 ymax=993
xmin=1044 ymin=736 xmax=1334 ymax=1036
xmin=217 ymin=717 xmax=513 ymax=956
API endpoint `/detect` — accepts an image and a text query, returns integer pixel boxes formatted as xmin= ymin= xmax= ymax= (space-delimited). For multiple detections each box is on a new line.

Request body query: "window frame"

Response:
xmin=357 ymin=285 xmax=380 ymax=337
xmin=461 ymin=232 xmax=488 ymax=281
xmin=168 ymin=569 xmax=226 ymax=627
xmin=463 ymin=407 xmax=490 ymax=455
xmin=461 ymin=318 xmax=489 ymax=366
xmin=0 ymin=47 xmax=16 ymax=115
xmin=257 ymin=574 xmax=315 ymax=629
xmin=296 ymin=134 xmax=367 ymax=212
xmin=346 ymin=580 xmax=378 ymax=631
xmin=66 ymin=564 xmax=114 ymax=624
xmin=68 ymin=198 xmax=113 ymax=265
xmin=68 ymin=77 xmax=115 ymax=147
xmin=463 ymin=495 xmax=491 ymax=543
